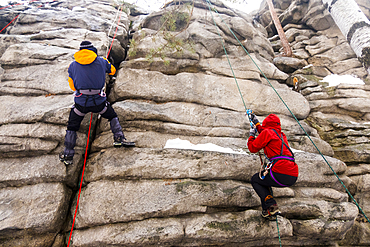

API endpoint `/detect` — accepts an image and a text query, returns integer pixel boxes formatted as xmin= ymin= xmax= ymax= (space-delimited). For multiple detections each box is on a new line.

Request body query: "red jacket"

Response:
xmin=247 ymin=114 xmax=298 ymax=177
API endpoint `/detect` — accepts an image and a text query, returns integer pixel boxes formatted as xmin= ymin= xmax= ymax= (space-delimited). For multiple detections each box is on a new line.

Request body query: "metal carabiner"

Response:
xmin=259 ymin=161 xmax=272 ymax=180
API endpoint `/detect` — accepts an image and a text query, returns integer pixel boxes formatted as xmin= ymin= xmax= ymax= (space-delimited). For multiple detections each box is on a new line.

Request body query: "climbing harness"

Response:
xmin=72 ymin=102 xmax=108 ymax=117
xmin=258 ymin=129 xmax=295 ymax=182
xmin=76 ymin=89 xmax=105 ymax=95
xmin=74 ymin=89 xmax=107 ymax=108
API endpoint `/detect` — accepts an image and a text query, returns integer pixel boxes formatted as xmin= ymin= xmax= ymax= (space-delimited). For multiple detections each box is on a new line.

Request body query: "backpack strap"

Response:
xmin=269 ymin=129 xmax=295 ymax=162
xmin=259 ymin=129 xmax=295 ymax=181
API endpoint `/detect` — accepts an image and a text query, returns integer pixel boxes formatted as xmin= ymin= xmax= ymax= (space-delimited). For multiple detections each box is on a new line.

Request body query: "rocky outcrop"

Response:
xmin=0 ymin=0 xmax=129 ymax=246
xmin=0 ymin=0 xmax=368 ymax=246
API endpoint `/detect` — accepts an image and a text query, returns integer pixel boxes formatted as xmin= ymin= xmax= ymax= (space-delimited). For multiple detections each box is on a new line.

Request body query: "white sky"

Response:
xmin=0 ymin=0 xmax=263 ymax=14
xmin=125 ymin=0 xmax=262 ymax=13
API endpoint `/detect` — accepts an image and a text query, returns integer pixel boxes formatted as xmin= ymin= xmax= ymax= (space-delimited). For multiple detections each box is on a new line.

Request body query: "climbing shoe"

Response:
xmin=59 ymin=152 xmax=73 ymax=166
xmin=113 ymin=136 xmax=135 ymax=148
xmin=262 ymin=204 xmax=280 ymax=220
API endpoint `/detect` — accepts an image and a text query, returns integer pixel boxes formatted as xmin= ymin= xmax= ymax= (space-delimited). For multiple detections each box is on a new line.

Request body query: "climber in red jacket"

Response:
xmin=247 ymin=112 xmax=298 ymax=218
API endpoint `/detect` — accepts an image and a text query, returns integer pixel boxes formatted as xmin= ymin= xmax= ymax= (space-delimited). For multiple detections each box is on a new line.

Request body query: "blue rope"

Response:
xmin=205 ymin=0 xmax=370 ymax=224
xmin=204 ymin=2 xmax=248 ymax=112
xmin=276 ymin=217 xmax=282 ymax=247
xmin=205 ymin=2 xmax=284 ymax=244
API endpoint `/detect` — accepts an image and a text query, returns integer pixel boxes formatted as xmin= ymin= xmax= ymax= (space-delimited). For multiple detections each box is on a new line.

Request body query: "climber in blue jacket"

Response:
xmin=59 ymin=41 xmax=134 ymax=166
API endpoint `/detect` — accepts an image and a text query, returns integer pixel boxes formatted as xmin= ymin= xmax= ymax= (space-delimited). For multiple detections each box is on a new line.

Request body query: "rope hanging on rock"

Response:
xmin=0 ymin=0 xmax=57 ymax=33
xmin=0 ymin=14 xmax=20 ymax=33
xmin=107 ymin=5 xmax=124 ymax=58
xmin=106 ymin=5 xmax=123 ymax=58
xmin=107 ymin=6 xmax=122 ymax=42
xmin=67 ymin=112 xmax=93 ymax=247
xmin=204 ymin=1 xmax=248 ymax=112
xmin=67 ymin=4 xmax=125 ymax=246
xmin=276 ymin=217 xmax=282 ymax=246
xmin=205 ymin=3 xmax=282 ymax=246
xmin=205 ymin=0 xmax=370 ymax=225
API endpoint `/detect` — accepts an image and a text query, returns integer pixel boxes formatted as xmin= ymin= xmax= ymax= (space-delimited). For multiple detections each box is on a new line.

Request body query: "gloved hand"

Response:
xmin=250 ymin=113 xmax=260 ymax=126
xmin=246 ymin=109 xmax=260 ymax=126
xmin=108 ymin=75 xmax=116 ymax=85
xmin=249 ymin=127 xmax=257 ymax=137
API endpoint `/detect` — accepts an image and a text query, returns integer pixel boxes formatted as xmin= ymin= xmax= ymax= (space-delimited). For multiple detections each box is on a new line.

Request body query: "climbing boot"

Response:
xmin=113 ymin=135 xmax=135 ymax=148
xmin=110 ymin=117 xmax=135 ymax=147
xmin=59 ymin=151 xmax=73 ymax=166
xmin=59 ymin=130 xmax=77 ymax=166
xmin=262 ymin=204 xmax=280 ymax=220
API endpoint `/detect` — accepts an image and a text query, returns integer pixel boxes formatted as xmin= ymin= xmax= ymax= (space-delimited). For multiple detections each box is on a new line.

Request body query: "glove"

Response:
xmin=249 ymin=127 xmax=257 ymax=137
xmin=108 ymin=75 xmax=116 ymax=85
xmin=250 ymin=113 xmax=260 ymax=126
xmin=246 ymin=109 xmax=260 ymax=126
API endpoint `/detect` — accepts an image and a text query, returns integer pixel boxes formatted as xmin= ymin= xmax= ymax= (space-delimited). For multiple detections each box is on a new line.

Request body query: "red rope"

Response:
xmin=0 ymin=0 xmax=58 ymax=33
xmin=67 ymin=112 xmax=93 ymax=247
xmin=66 ymin=5 xmax=124 ymax=246
xmin=2 ymin=0 xmax=116 ymax=245
xmin=107 ymin=6 xmax=123 ymax=58
xmin=0 ymin=14 xmax=20 ymax=33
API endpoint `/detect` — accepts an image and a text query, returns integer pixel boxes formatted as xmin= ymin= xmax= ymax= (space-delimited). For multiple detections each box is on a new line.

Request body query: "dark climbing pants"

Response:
xmin=251 ymin=171 xmax=297 ymax=210
xmin=63 ymin=101 xmax=123 ymax=157
xmin=67 ymin=102 xmax=117 ymax=131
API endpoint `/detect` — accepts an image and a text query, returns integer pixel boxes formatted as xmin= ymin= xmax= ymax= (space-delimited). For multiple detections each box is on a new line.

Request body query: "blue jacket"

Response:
xmin=68 ymin=49 xmax=116 ymax=107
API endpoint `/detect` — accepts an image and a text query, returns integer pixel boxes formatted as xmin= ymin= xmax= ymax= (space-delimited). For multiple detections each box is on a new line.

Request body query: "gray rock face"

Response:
xmin=340 ymin=220 xmax=370 ymax=246
xmin=71 ymin=211 xmax=293 ymax=247
xmin=0 ymin=183 xmax=71 ymax=238
xmin=85 ymin=148 xmax=260 ymax=182
xmin=92 ymin=99 xmax=331 ymax=155
xmin=0 ymin=0 xmax=129 ymax=246
xmin=110 ymin=68 xmax=310 ymax=119
xmin=6 ymin=3 xmax=128 ymax=40
xmin=273 ymin=56 xmax=309 ymax=73
xmin=73 ymin=179 xmax=260 ymax=229
xmin=0 ymin=154 xmax=85 ymax=189
xmin=1 ymin=43 xmax=73 ymax=66
xmin=0 ymin=0 xmax=368 ymax=246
